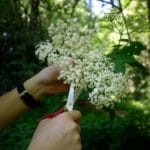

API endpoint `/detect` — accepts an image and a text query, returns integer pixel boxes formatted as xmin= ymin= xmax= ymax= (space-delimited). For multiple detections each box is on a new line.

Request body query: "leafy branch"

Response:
xmin=118 ymin=0 xmax=131 ymax=43
xmin=98 ymin=0 xmax=132 ymax=43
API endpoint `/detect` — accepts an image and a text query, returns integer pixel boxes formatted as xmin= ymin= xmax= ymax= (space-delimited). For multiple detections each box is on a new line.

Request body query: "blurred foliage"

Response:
xmin=0 ymin=0 xmax=150 ymax=149
xmin=108 ymin=41 xmax=147 ymax=73
xmin=0 ymin=96 xmax=150 ymax=150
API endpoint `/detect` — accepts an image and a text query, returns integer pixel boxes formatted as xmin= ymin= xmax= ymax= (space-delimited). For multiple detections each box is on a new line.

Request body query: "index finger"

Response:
xmin=66 ymin=110 xmax=81 ymax=123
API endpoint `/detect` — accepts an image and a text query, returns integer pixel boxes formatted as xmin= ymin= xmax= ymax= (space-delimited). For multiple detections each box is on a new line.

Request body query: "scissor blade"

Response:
xmin=66 ymin=84 xmax=83 ymax=111
xmin=66 ymin=84 xmax=74 ymax=111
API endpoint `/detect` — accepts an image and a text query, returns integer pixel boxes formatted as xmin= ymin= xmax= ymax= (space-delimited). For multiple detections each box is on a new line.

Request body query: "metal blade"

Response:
xmin=66 ymin=84 xmax=74 ymax=111
xmin=66 ymin=84 xmax=83 ymax=111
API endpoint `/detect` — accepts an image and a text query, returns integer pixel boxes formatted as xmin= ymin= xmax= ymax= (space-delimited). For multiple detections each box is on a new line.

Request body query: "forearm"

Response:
xmin=0 ymin=77 xmax=45 ymax=130
xmin=0 ymin=88 xmax=28 ymax=130
xmin=0 ymin=65 xmax=68 ymax=130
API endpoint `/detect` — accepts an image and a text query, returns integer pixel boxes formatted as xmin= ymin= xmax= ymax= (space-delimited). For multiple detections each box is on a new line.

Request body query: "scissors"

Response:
xmin=41 ymin=84 xmax=82 ymax=120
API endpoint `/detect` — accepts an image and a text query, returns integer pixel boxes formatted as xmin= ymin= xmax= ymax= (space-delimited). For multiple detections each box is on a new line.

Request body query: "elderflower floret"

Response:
xmin=36 ymin=19 xmax=129 ymax=109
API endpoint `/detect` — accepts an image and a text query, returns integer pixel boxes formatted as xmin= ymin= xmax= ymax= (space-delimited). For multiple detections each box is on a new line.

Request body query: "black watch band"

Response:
xmin=17 ymin=83 xmax=42 ymax=108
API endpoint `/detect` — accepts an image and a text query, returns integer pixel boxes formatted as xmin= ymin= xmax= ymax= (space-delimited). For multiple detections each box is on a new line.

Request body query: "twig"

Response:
xmin=70 ymin=0 xmax=80 ymax=17
xmin=98 ymin=0 xmax=120 ymax=9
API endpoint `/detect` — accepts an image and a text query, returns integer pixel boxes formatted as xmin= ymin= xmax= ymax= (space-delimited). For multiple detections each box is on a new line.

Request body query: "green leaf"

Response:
xmin=114 ymin=61 xmax=125 ymax=73
xmin=108 ymin=41 xmax=146 ymax=73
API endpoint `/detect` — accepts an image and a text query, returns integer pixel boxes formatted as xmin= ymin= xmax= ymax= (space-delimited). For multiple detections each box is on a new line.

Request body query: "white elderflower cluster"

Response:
xmin=36 ymin=19 xmax=129 ymax=109
xmin=36 ymin=19 xmax=94 ymax=64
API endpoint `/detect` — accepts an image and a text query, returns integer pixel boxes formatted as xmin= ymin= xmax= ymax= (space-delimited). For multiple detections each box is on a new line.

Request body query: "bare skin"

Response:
xmin=0 ymin=65 xmax=68 ymax=130
xmin=0 ymin=64 xmax=82 ymax=150
xmin=28 ymin=111 xmax=82 ymax=150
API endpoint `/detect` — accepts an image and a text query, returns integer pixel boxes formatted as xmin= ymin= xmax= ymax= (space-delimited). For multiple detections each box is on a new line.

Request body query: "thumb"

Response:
xmin=66 ymin=110 xmax=81 ymax=123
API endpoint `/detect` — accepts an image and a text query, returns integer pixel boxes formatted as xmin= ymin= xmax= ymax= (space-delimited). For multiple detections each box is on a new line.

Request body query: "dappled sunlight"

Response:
xmin=130 ymin=100 xmax=145 ymax=110
xmin=108 ymin=32 xmax=120 ymax=43
xmin=125 ymin=100 xmax=150 ymax=116
xmin=0 ymin=0 xmax=150 ymax=149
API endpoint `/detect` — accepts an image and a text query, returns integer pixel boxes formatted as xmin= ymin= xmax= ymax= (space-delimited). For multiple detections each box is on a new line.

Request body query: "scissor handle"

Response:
xmin=41 ymin=107 xmax=65 ymax=120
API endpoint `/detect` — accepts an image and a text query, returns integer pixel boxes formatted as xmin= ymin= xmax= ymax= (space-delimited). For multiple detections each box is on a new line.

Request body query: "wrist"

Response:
xmin=24 ymin=76 xmax=46 ymax=101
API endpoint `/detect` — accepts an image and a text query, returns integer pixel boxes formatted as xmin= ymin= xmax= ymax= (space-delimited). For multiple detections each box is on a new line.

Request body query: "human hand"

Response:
xmin=35 ymin=64 xmax=69 ymax=93
xmin=24 ymin=64 xmax=69 ymax=101
xmin=28 ymin=110 xmax=82 ymax=150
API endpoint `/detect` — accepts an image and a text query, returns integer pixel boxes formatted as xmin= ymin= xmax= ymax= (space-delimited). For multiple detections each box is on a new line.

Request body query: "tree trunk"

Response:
xmin=30 ymin=0 xmax=40 ymax=30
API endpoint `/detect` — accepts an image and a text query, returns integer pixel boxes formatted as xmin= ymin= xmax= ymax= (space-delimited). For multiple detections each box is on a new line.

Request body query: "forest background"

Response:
xmin=0 ymin=0 xmax=150 ymax=150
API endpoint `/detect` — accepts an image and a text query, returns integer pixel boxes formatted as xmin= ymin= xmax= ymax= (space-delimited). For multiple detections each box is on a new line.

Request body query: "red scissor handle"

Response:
xmin=40 ymin=107 xmax=65 ymax=120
